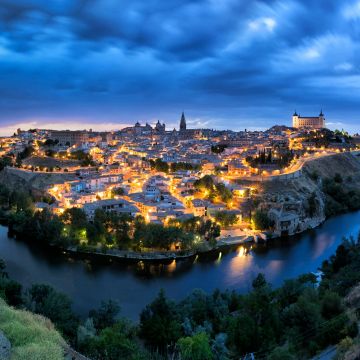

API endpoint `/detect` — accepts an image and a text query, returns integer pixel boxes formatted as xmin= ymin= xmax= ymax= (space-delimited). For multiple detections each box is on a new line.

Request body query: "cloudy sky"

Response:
xmin=0 ymin=0 xmax=360 ymax=135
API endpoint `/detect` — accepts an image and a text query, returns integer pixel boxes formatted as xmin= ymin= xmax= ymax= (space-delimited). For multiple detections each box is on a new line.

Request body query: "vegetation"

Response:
xmin=25 ymin=284 xmax=79 ymax=339
xmin=42 ymin=148 xmax=95 ymax=167
xmin=322 ymin=173 xmax=360 ymax=217
xmin=0 ymin=298 xmax=65 ymax=360
xmin=2 ymin=232 xmax=360 ymax=359
xmin=246 ymin=149 xmax=295 ymax=169
xmin=0 ymin=155 xmax=13 ymax=170
xmin=168 ymin=217 xmax=221 ymax=243
xmin=252 ymin=209 xmax=273 ymax=230
xmin=65 ymin=150 xmax=95 ymax=167
xmin=193 ymin=176 xmax=233 ymax=204
xmin=42 ymin=138 xmax=59 ymax=147
xmin=111 ymin=186 xmax=125 ymax=197
xmin=301 ymin=128 xmax=354 ymax=149
xmin=306 ymin=192 xmax=318 ymax=217
xmin=171 ymin=162 xmax=201 ymax=172
xmin=211 ymin=144 xmax=227 ymax=154
xmin=214 ymin=211 xmax=239 ymax=227
xmin=149 ymin=158 xmax=201 ymax=173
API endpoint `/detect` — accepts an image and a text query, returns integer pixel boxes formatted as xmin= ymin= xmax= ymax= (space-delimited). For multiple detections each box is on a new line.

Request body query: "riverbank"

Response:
xmin=0 ymin=209 xmax=339 ymax=264
xmin=2 ymin=210 xmax=360 ymax=322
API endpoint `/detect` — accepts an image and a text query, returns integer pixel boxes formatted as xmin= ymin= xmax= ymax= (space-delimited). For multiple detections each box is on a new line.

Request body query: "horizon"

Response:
xmin=2 ymin=111 xmax=358 ymax=137
xmin=1 ymin=1 xmax=360 ymax=135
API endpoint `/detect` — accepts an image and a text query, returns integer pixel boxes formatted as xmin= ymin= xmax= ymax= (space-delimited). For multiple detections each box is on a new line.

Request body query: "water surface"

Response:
xmin=1 ymin=211 xmax=359 ymax=321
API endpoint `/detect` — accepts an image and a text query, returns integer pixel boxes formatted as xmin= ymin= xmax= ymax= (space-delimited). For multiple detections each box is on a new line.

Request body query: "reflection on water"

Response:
xmin=167 ymin=260 xmax=176 ymax=273
xmin=311 ymin=233 xmax=336 ymax=260
xmin=0 ymin=210 xmax=360 ymax=321
xmin=229 ymin=246 xmax=253 ymax=279
xmin=215 ymin=251 xmax=222 ymax=265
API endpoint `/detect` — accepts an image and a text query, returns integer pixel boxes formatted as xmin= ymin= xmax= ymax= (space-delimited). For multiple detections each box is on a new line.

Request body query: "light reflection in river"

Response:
xmin=1 ymin=210 xmax=360 ymax=321
xmin=311 ymin=233 xmax=336 ymax=260
xmin=167 ymin=260 xmax=176 ymax=273
xmin=215 ymin=251 xmax=222 ymax=265
xmin=228 ymin=246 xmax=254 ymax=283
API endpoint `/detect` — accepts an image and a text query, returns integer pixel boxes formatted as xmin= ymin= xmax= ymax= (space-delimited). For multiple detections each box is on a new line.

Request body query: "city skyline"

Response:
xmin=1 ymin=1 xmax=360 ymax=134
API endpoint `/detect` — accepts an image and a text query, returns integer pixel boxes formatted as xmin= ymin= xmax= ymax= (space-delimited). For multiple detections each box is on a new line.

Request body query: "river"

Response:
xmin=1 ymin=211 xmax=360 ymax=322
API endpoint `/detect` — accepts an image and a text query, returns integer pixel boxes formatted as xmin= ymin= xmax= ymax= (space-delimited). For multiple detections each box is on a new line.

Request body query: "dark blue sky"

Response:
xmin=1 ymin=0 xmax=360 ymax=135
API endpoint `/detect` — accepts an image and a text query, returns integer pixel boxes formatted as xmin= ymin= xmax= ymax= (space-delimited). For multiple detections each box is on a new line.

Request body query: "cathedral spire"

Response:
xmin=180 ymin=112 xmax=186 ymax=131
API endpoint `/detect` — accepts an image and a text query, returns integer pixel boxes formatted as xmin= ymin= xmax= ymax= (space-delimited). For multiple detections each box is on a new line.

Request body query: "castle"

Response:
xmin=292 ymin=110 xmax=325 ymax=129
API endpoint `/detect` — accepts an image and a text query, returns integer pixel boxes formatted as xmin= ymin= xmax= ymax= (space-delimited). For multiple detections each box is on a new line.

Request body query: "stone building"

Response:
xmin=292 ymin=110 xmax=325 ymax=129
xmin=49 ymin=130 xmax=89 ymax=146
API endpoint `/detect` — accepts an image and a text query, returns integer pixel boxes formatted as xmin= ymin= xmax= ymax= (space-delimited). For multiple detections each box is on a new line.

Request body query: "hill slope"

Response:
xmin=0 ymin=298 xmax=65 ymax=360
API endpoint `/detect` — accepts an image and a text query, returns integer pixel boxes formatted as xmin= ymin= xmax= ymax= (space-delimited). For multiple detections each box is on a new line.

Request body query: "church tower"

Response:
xmin=180 ymin=112 xmax=186 ymax=131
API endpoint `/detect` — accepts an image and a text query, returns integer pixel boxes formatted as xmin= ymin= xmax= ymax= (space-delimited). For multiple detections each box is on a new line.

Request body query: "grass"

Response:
xmin=0 ymin=298 xmax=65 ymax=360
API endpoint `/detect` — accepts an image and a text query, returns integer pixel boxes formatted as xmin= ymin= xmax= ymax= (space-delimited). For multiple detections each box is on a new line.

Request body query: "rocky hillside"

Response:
xmin=304 ymin=152 xmax=360 ymax=180
xmin=262 ymin=153 xmax=359 ymax=198
xmin=256 ymin=152 xmax=360 ymax=235
xmin=0 ymin=167 xmax=77 ymax=194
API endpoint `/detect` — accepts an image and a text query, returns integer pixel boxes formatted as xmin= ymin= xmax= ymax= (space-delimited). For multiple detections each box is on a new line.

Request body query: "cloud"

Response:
xmin=248 ymin=17 xmax=277 ymax=32
xmin=0 ymin=0 xmax=359 ymax=134
xmin=342 ymin=1 xmax=360 ymax=19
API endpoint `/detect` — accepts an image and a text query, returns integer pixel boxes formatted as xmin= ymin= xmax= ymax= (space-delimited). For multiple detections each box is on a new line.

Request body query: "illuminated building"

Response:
xmin=292 ymin=110 xmax=325 ymax=129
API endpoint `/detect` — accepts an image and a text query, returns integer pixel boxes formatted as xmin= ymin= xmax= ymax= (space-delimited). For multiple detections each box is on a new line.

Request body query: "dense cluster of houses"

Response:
xmin=1 ymin=112 xmax=358 ymax=235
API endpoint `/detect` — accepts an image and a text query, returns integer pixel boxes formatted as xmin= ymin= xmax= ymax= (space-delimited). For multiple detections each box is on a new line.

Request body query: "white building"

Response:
xmin=292 ymin=110 xmax=325 ymax=129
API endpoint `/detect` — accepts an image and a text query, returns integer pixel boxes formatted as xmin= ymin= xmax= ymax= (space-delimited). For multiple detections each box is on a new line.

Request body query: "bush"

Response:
xmin=253 ymin=210 xmax=273 ymax=230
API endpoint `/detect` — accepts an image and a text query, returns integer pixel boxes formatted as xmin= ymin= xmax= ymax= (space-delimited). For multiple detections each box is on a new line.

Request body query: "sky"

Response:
xmin=0 ymin=0 xmax=360 ymax=135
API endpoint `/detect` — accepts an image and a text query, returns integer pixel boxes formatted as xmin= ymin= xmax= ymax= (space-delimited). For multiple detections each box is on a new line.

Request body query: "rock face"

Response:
xmin=0 ymin=331 xmax=11 ymax=360
xmin=257 ymin=152 xmax=360 ymax=236
xmin=0 ymin=166 xmax=77 ymax=193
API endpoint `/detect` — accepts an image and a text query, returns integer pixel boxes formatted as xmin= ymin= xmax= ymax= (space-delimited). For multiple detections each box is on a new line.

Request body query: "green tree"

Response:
xmin=89 ymin=299 xmax=120 ymax=332
xmin=178 ymin=332 xmax=214 ymax=360
xmin=226 ymin=312 xmax=258 ymax=355
xmin=61 ymin=207 xmax=88 ymax=242
xmin=0 ymin=156 xmax=13 ymax=171
xmin=9 ymin=190 xmax=34 ymax=212
xmin=214 ymin=211 xmax=238 ymax=227
xmin=149 ymin=158 xmax=169 ymax=173
xmin=26 ymin=284 xmax=79 ymax=340
xmin=80 ymin=320 xmax=144 ymax=360
xmin=0 ymin=279 xmax=23 ymax=306
xmin=269 ymin=347 xmax=295 ymax=360
xmin=140 ymin=289 xmax=181 ymax=350
xmin=111 ymin=187 xmax=125 ymax=197
xmin=320 ymin=290 xmax=344 ymax=319
xmin=215 ymin=183 xmax=232 ymax=203
xmin=253 ymin=210 xmax=273 ymax=230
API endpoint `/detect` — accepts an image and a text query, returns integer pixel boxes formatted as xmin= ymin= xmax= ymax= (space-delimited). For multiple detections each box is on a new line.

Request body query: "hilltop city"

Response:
xmin=0 ymin=111 xmax=359 ymax=251
xmin=1 ymin=110 xmax=360 ymax=359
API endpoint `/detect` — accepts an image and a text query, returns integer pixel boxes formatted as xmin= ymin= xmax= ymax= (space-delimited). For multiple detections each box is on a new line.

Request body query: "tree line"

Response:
xmin=149 ymin=158 xmax=201 ymax=173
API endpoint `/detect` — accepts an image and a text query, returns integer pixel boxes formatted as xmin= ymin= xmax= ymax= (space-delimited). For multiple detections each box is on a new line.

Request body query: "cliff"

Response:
xmin=258 ymin=152 xmax=360 ymax=236
xmin=0 ymin=167 xmax=77 ymax=194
